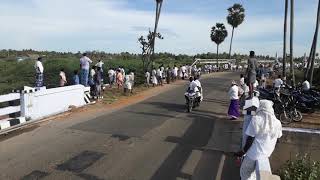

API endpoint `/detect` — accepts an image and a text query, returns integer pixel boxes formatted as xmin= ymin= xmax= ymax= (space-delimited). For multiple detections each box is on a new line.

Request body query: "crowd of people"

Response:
xmin=145 ymin=64 xmax=202 ymax=87
xmin=34 ymin=53 xmax=136 ymax=99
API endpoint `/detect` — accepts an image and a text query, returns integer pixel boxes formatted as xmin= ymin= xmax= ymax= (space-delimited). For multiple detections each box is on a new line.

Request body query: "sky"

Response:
xmin=0 ymin=0 xmax=318 ymax=56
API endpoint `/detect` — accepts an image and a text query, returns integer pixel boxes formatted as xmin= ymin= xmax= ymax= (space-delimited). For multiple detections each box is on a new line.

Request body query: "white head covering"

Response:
xmin=253 ymin=100 xmax=281 ymax=138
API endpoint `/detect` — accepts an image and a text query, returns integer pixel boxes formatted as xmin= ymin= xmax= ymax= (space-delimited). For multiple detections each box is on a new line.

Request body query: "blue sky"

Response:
xmin=0 ymin=0 xmax=318 ymax=56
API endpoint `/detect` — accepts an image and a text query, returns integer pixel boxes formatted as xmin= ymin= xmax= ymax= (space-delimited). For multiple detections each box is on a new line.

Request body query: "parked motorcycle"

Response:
xmin=258 ymin=85 xmax=303 ymax=124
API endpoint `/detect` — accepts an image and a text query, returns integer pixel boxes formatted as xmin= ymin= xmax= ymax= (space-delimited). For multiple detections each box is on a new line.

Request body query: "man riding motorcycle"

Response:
xmin=185 ymin=76 xmax=202 ymax=105
xmin=194 ymin=75 xmax=203 ymax=102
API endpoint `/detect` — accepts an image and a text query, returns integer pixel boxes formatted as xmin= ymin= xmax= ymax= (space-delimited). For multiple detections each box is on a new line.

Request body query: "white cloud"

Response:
xmin=0 ymin=0 xmax=317 ymax=56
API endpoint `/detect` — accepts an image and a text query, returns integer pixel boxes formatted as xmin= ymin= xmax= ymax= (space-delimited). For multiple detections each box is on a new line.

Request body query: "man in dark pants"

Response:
xmin=246 ymin=51 xmax=258 ymax=98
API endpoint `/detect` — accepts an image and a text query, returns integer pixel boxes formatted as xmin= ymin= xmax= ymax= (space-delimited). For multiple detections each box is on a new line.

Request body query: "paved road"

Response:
xmin=1 ymin=72 xmax=318 ymax=180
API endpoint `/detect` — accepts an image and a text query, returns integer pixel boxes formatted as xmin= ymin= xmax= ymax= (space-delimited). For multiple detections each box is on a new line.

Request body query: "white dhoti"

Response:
xmin=240 ymin=156 xmax=257 ymax=180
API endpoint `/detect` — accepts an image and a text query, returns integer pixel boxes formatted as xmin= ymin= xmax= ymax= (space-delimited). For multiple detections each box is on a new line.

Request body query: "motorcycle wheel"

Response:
xmin=187 ymin=101 xmax=193 ymax=113
xmin=291 ymin=110 xmax=303 ymax=122
xmin=279 ymin=112 xmax=292 ymax=125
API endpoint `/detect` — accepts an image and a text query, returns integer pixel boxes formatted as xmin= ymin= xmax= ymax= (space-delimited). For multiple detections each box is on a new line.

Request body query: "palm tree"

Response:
xmin=151 ymin=0 xmax=163 ymax=56
xmin=210 ymin=23 xmax=228 ymax=67
xmin=283 ymin=0 xmax=288 ymax=79
xmin=289 ymin=0 xmax=295 ymax=86
xmin=227 ymin=3 xmax=245 ymax=60
xmin=309 ymin=0 xmax=320 ymax=86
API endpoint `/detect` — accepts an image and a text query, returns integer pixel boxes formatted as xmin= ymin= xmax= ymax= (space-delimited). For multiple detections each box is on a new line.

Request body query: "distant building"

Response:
xmin=16 ymin=56 xmax=31 ymax=62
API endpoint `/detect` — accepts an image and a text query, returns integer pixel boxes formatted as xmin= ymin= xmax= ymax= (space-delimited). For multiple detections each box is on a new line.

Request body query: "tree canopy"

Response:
xmin=210 ymin=23 xmax=228 ymax=45
xmin=227 ymin=3 xmax=245 ymax=28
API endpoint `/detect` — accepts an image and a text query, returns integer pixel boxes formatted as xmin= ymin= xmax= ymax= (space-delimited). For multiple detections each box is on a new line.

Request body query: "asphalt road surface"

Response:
xmin=1 ymin=72 xmax=318 ymax=180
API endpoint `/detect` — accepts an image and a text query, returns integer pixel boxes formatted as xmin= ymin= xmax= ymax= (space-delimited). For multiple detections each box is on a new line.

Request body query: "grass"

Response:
xmin=102 ymin=85 xmax=150 ymax=104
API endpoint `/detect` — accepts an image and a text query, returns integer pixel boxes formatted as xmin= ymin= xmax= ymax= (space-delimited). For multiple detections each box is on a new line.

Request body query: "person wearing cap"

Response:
xmin=246 ymin=51 xmax=258 ymax=98
xmin=79 ymin=53 xmax=92 ymax=87
xmin=35 ymin=57 xmax=44 ymax=88
xmin=228 ymin=80 xmax=240 ymax=120
xmin=236 ymin=100 xmax=282 ymax=179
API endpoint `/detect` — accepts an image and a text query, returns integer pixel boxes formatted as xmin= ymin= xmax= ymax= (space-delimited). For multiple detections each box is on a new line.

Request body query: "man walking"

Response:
xmin=35 ymin=57 xmax=44 ymax=88
xmin=246 ymin=51 xmax=258 ymax=98
xmin=80 ymin=53 xmax=92 ymax=87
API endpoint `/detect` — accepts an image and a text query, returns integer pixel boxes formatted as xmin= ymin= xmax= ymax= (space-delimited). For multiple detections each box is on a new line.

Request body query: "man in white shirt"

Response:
xmin=95 ymin=60 xmax=104 ymax=72
xmin=302 ymin=79 xmax=311 ymax=91
xmin=194 ymin=76 xmax=203 ymax=101
xmin=35 ymin=57 xmax=44 ymax=88
xmin=59 ymin=68 xmax=67 ymax=87
xmin=173 ymin=65 xmax=178 ymax=81
xmin=236 ymin=100 xmax=282 ymax=179
xmin=273 ymin=75 xmax=283 ymax=96
xmin=185 ymin=77 xmax=199 ymax=104
xmin=157 ymin=67 xmax=163 ymax=86
xmin=108 ymin=68 xmax=116 ymax=88
xmin=145 ymin=71 xmax=150 ymax=87
xmin=181 ymin=65 xmax=187 ymax=80
xmin=80 ymin=53 xmax=92 ymax=87
xmin=273 ymin=75 xmax=283 ymax=89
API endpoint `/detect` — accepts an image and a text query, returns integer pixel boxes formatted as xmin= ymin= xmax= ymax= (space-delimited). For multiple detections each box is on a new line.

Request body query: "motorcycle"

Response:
xmin=185 ymin=90 xmax=201 ymax=112
xmin=258 ymin=85 xmax=303 ymax=124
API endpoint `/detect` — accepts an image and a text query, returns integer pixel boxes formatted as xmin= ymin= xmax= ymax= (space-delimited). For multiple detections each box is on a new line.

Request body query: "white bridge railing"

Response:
xmin=0 ymin=85 xmax=92 ymax=132
xmin=0 ymin=93 xmax=25 ymax=130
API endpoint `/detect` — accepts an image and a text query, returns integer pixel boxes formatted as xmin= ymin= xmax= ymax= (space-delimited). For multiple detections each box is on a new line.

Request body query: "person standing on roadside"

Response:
xmin=116 ymin=69 xmax=123 ymax=89
xmin=35 ymin=57 xmax=44 ymax=88
xmin=145 ymin=71 xmax=150 ymax=87
xmin=157 ymin=66 xmax=163 ymax=86
xmin=73 ymin=70 xmax=80 ymax=85
xmin=94 ymin=67 xmax=103 ymax=99
xmin=95 ymin=60 xmax=104 ymax=72
xmin=59 ymin=68 xmax=67 ymax=87
xmin=108 ymin=68 xmax=116 ymax=88
xmin=80 ymin=53 xmax=92 ymax=87
xmin=246 ymin=51 xmax=258 ymax=98
xmin=152 ymin=68 xmax=158 ymax=87
xmin=95 ymin=60 xmax=104 ymax=83
xmin=173 ymin=65 xmax=178 ymax=81
xmin=166 ymin=66 xmax=171 ymax=84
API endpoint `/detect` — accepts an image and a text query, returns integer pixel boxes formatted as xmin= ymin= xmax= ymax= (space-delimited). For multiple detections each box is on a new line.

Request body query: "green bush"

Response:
xmin=277 ymin=154 xmax=320 ymax=180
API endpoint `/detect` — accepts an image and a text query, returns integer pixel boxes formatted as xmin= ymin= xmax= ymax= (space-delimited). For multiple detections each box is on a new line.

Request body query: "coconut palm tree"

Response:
xmin=283 ymin=0 xmax=288 ymax=79
xmin=227 ymin=3 xmax=245 ymax=60
xmin=210 ymin=23 xmax=228 ymax=67
xmin=290 ymin=0 xmax=295 ymax=86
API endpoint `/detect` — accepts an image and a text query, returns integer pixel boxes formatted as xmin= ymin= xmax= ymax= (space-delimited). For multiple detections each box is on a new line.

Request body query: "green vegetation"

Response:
xmin=0 ymin=52 xmax=194 ymax=95
xmin=277 ymin=154 xmax=320 ymax=180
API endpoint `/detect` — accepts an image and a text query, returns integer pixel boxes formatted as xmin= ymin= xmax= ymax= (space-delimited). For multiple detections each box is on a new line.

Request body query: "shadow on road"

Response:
xmin=202 ymin=98 xmax=229 ymax=107
xmin=146 ymin=102 xmax=186 ymax=113
xmin=150 ymin=112 xmax=240 ymax=180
